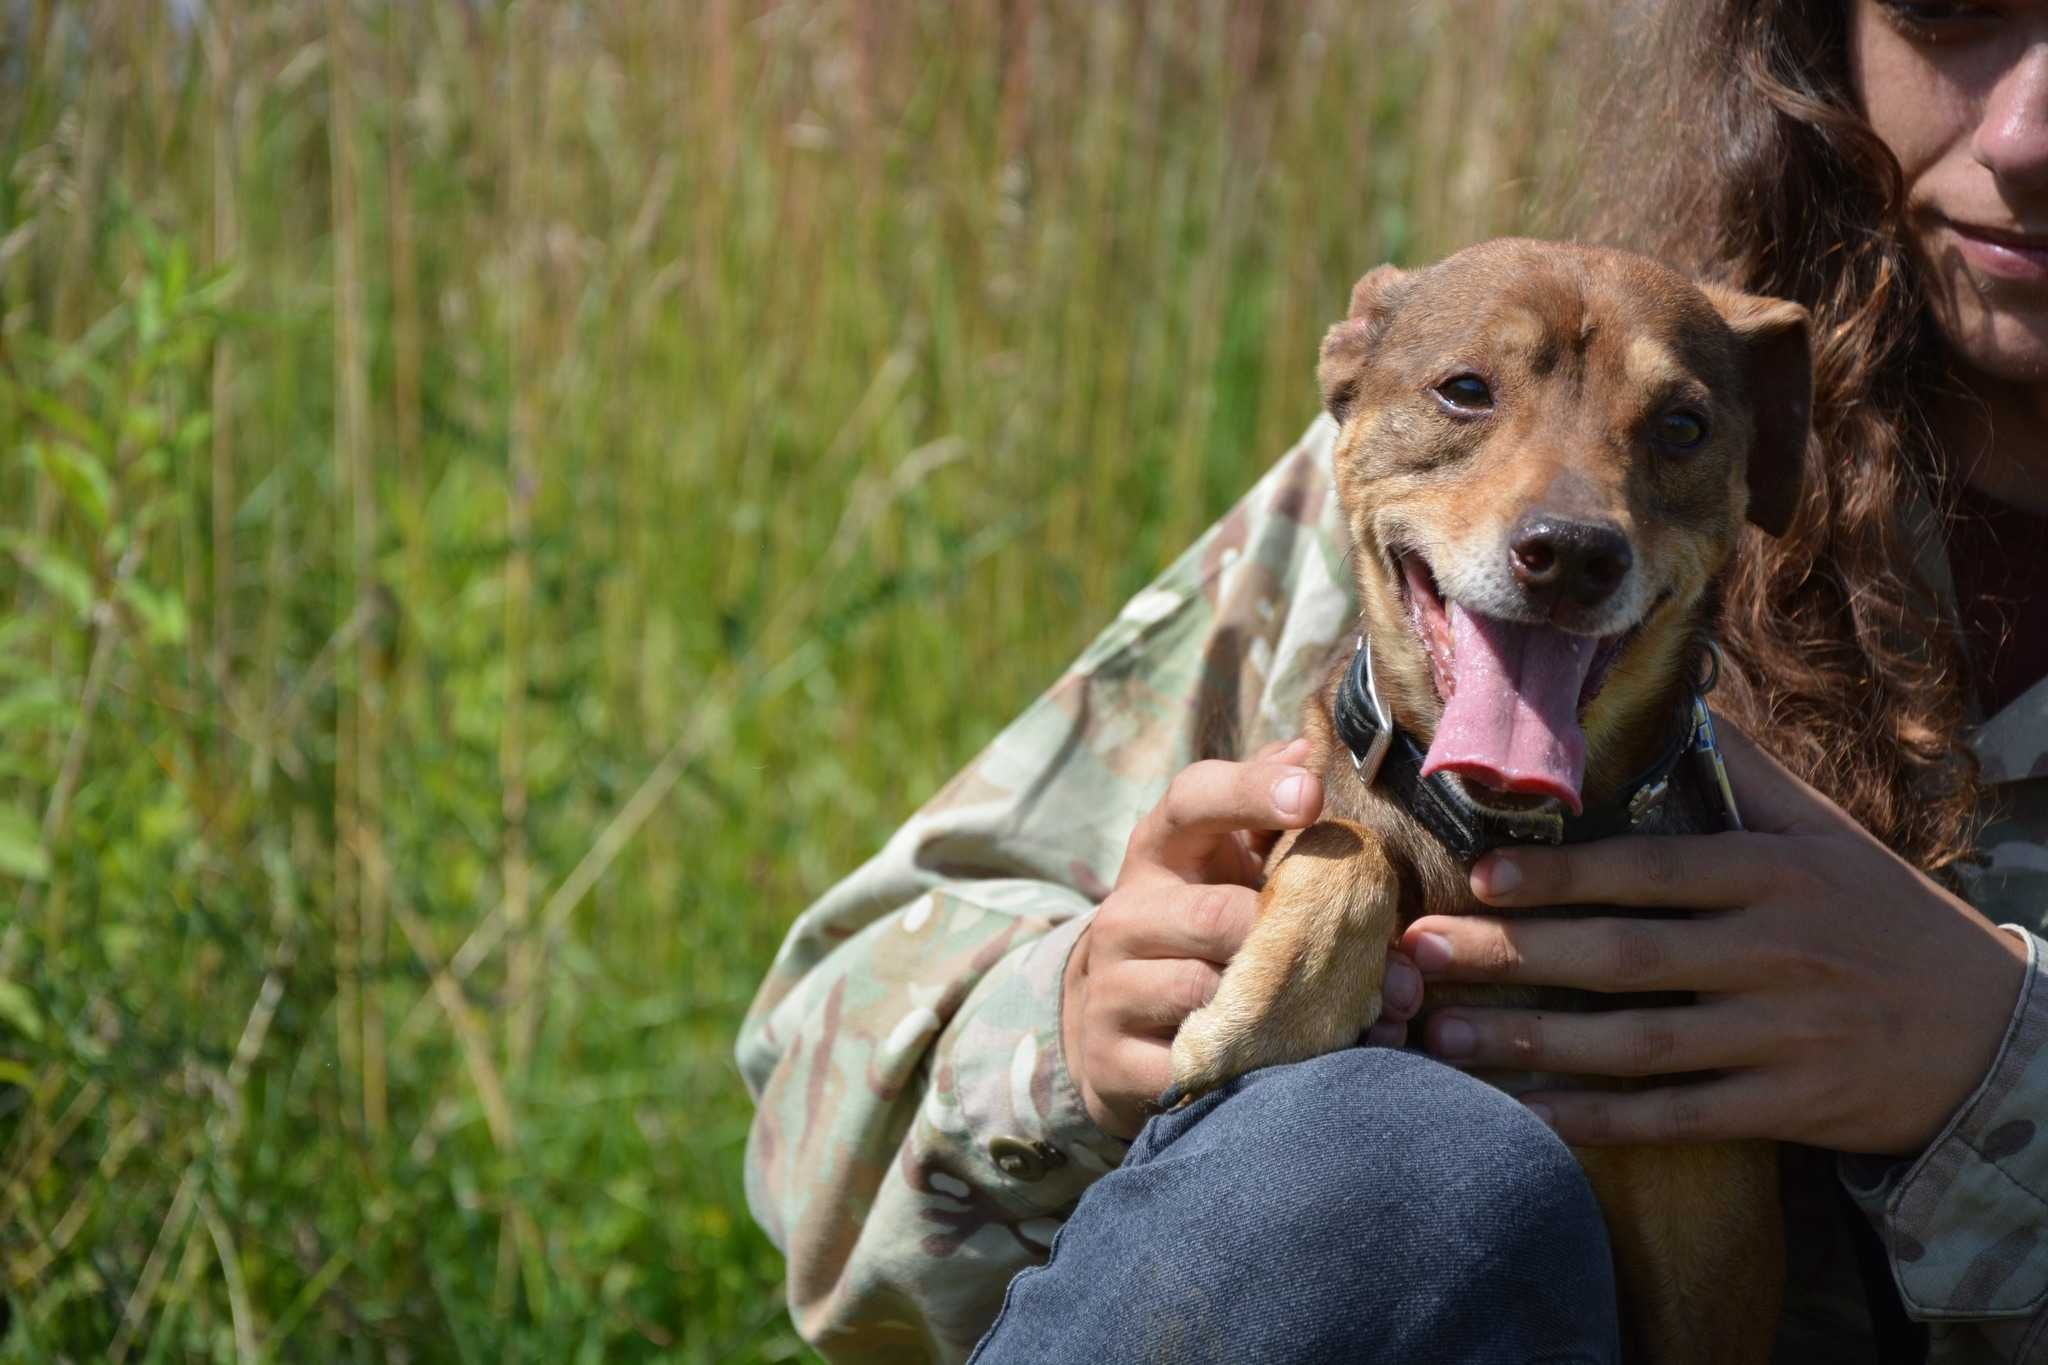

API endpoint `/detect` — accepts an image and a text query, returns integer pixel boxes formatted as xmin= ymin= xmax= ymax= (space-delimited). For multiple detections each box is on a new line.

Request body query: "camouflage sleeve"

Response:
xmin=735 ymin=418 xmax=1356 ymax=1362
xmin=1841 ymin=926 xmax=2048 ymax=1336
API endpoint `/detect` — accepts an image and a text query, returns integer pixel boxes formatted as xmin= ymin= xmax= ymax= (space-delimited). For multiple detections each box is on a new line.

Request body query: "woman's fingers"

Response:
xmin=1094 ymin=1035 xmax=1175 ymax=1137
xmin=1381 ymin=951 xmax=1422 ymax=1021
xmin=1469 ymin=831 xmax=1794 ymax=910
xmin=1250 ymin=736 xmax=1313 ymax=765
xmin=1102 ymin=955 xmax=1224 ymax=1035
xmin=1520 ymin=1073 xmax=1781 ymax=1146
xmin=1109 ymin=889 xmax=1419 ymax=1003
xmin=1363 ymin=1019 xmax=1409 ymax=1047
xmin=1362 ymin=954 xmax=1422 ymax=1045
xmin=1422 ymin=1000 xmax=1765 ymax=1076
xmin=1150 ymin=755 xmax=1321 ymax=838
xmin=1401 ymin=910 xmax=1745 ymax=993
xmin=1110 ymin=883 xmax=1261 ymax=964
xmin=1128 ymin=756 xmax=1324 ymax=880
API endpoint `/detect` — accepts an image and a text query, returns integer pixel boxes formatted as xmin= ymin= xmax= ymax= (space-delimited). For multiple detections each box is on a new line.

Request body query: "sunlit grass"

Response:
xmin=0 ymin=2 xmax=1595 ymax=1358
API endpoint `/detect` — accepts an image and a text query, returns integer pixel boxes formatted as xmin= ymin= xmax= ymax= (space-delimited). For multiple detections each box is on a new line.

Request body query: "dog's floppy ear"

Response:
xmin=1319 ymin=264 xmax=1412 ymax=424
xmin=1701 ymin=283 xmax=1811 ymax=538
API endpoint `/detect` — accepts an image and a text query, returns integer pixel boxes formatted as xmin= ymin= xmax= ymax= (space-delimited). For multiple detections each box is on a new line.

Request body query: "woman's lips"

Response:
xmin=1942 ymin=218 xmax=2048 ymax=283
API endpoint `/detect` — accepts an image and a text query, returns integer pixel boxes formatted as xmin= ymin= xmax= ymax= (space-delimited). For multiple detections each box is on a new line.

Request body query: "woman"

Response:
xmin=739 ymin=2 xmax=2048 ymax=1360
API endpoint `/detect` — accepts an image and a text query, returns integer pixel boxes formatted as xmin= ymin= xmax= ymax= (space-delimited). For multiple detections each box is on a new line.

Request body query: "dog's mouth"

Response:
xmin=1394 ymin=552 xmax=1645 ymax=817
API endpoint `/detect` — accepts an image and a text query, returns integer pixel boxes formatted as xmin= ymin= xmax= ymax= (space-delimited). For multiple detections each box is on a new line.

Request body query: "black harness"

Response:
xmin=1330 ymin=636 xmax=1744 ymax=861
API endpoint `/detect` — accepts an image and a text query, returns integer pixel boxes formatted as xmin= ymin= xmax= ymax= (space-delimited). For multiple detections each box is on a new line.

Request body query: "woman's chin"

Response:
xmin=1930 ymin=299 xmax=2048 ymax=388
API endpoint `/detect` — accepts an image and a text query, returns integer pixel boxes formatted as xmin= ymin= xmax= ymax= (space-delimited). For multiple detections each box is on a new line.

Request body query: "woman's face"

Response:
xmin=1851 ymin=0 xmax=2048 ymax=385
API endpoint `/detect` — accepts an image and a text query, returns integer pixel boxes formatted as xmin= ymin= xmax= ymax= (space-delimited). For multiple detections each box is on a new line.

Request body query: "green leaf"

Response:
xmin=100 ymin=924 xmax=143 ymax=971
xmin=29 ymin=440 xmax=114 ymax=528
xmin=6 ymin=381 xmax=111 ymax=454
xmin=0 ymin=805 xmax=48 ymax=883
xmin=190 ymin=263 xmax=243 ymax=311
xmin=0 ymin=981 xmax=44 ymax=1042
xmin=163 ymin=236 xmax=190 ymax=310
xmin=118 ymin=579 xmax=188 ymax=646
xmin=2 ymin=534 xmax=95 ymax=620
xmin=0 ymin=615 xmax=33 ymax=672
xmin=0 ymin=678 xmax=68 ymax=732
xmin=69 ymin=300 xmax=130 ymax=373
xmin=136 ymin=277 xmax=166 ymax=346
xmin=0 ymin=1058 xmax=36 ymax=1089
xmin=121 ymin=403 xmax=163 ymax=448
xmin=174 ymin=411 xmax=212 ymax=457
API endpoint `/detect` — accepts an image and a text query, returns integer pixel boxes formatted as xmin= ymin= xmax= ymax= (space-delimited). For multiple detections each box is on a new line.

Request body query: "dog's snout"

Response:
xmin=1509 ymin=516 xmax=1633 ymax=608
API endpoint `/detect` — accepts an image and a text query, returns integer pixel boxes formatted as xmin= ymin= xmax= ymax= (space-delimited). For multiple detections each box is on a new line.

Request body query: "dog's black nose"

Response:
xmin=1509 ymin=516 xmax=1633 ymax=608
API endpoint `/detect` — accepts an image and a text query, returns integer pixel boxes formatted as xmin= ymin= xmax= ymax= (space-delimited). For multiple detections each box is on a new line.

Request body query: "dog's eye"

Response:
xmin=1656 ymin=410 xmax=1708 ymax=449
xmin=1434 ymin=375 xmax=1493 ymax=412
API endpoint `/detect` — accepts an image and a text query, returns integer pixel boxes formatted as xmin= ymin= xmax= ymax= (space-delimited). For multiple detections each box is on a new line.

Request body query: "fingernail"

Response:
xmin=1272 ymin=772 xmax=1312 ymax=817
xmin=1384 ymin=961 xmax=1421 ymax=1012
xmin=1526 ymin=1101 xmax=1555 ymax=1127
xmin=1411 ymin=931 xmax=1453 ymax=974
xmin=1476 ymin=855 xmax=1521 ymax=898
xmin=1433 ymin=1016 xmax=1476 ymax=1059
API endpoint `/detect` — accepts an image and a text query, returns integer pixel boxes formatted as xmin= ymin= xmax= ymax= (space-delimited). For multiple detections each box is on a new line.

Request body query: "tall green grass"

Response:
xmin=0 ymin=2 xmax=1597 ymax=1359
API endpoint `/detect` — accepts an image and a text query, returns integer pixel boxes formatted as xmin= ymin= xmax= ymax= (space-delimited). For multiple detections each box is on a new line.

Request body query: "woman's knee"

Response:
xmin=1044 ymin=1048 xmax=1621 ymax=1361
xmin=1154 ymin=1047 xmax=1606 ymax=1257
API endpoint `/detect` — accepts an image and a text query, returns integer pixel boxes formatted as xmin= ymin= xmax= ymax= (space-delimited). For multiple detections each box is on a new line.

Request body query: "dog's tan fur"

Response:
xmin=1170 ymin=240 xmax=1810 ymax=1364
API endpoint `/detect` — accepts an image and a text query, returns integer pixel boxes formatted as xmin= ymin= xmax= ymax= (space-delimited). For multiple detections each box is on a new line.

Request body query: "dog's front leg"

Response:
xmin=1169 ymin=819 xmax=1401 ymax=1098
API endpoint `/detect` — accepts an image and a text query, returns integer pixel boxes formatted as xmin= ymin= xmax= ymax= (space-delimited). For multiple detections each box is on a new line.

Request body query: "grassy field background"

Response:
xmin=0 ymin=2 xmax=1600 ymax=1359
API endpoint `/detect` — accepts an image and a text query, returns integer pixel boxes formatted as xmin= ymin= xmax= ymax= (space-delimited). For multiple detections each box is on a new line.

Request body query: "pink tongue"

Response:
xmin=1420 ymin=603 xmax=1597 ymax=814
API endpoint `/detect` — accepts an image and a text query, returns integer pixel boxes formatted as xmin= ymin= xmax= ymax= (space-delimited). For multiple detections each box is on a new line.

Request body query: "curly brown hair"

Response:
xmin=1584 ymin=0 xmax=1980 ymax=873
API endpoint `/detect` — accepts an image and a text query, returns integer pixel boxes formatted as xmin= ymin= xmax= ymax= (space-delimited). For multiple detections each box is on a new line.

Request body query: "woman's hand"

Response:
xmin=1400 ymin=718 xmax=2029 ymax=1157
xmin=1063 ymin=737 xmax=1425 ymax=1138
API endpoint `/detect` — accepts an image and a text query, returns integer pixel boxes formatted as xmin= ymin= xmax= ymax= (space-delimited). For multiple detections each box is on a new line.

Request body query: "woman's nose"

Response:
xmin=1973 ymin=43 xmax=2048 ymax=190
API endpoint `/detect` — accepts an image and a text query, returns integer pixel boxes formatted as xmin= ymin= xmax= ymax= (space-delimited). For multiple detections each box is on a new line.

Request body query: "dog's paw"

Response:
xmin=1168 ymin=979 xmax=1384 ymax=1102
xmin=1166 ymin=1002 xmax=1256 ymax=1100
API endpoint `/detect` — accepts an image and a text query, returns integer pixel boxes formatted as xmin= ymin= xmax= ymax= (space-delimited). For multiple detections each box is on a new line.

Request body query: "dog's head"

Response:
xmin=1318 ymin=239 xmax=1810 ymax=815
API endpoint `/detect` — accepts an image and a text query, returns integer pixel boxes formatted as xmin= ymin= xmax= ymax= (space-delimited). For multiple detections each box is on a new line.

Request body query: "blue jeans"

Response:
xmin=970 ymin=1048 xmax=1622 ymax=1364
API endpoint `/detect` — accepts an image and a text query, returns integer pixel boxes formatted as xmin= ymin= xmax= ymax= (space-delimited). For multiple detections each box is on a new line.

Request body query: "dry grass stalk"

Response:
xmin=106 ymin=1167 xmax=198 ymax=1365
xmin=10 ymin=1109 xmax=147 ymax=1285
xmin=200 ymin=1191 xmax=262 ymax=1364
xmin=326 ymin=0 xmax=386 ymax=1141
xmin=206 ymin=0 xmax=241 ymax=692
xmin=392 ymin=898 xmax=516 ymax=1152
xmin=0 ymin=1078 xmax=103 ymax=1238
xmin=495 ymin=9 xmax=547 ymax=1324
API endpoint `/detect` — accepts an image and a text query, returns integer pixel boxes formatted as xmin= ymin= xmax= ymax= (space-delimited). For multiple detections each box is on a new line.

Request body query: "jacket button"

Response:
xmin=989 ymin=1136 xmax=1066 ymax=1182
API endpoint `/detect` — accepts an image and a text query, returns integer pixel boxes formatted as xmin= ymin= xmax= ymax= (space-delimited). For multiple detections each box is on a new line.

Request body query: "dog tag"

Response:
xmin=1627 ymin=776 xmax=1670 ymax=828
xmin=1689 ymin=696 xmax=1744 ymax=832
xmin=1487 ymin=803 xmax=1565 ymax=845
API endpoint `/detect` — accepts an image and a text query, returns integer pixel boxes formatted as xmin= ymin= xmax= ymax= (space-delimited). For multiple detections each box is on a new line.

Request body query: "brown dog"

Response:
xmin=1169 ymin=239 xmax=1810 ymax=1364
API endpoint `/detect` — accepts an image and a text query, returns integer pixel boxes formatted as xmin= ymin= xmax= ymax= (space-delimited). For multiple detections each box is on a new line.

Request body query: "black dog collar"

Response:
xmin=1331 ymin=636 xmax=1743 ymax=864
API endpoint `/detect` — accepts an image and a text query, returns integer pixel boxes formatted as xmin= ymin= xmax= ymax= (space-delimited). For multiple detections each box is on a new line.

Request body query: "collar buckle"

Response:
xmin=1347 ymin=636 xmax=1395 ymax=788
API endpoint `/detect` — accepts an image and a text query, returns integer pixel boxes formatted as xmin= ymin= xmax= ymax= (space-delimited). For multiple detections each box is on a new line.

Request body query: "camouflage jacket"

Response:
xmin=737 ymin=416 xmax=2048 ymax=1363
